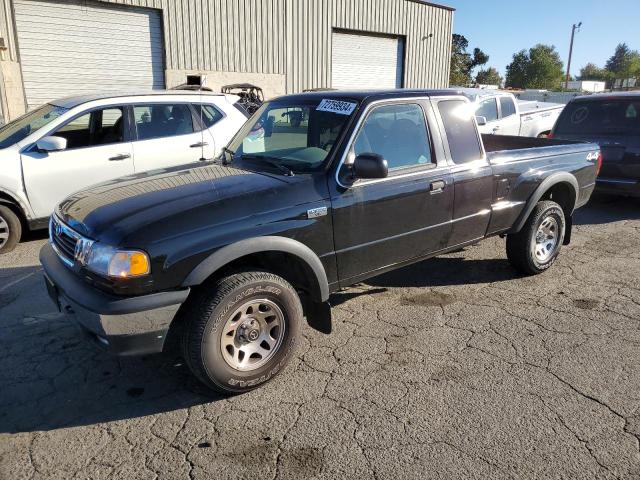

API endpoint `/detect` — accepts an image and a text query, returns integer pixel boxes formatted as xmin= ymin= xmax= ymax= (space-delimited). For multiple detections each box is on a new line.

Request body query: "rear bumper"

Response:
xmin=595 ymin=178 xmax=640 ymax=197
xmin=40 ymin=243 xmax=189 ymax=356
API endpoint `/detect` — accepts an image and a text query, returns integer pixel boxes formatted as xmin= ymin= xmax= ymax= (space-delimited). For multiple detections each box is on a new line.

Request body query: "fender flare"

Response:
xmin=182 ymin=236 xmax=330 ymax=302
xmin=511 ymin=172 xmax=579 ymax=233
xmin=0 ymin=188 xmax=31 ymax=219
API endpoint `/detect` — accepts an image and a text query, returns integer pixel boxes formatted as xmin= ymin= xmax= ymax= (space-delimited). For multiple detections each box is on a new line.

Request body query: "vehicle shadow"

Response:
xmin=330 ymin=256 xmax=517 ymax=308
xmin=0 ymin=266 xmax=218 ymax=434
xmin=574 ymin=193 xmax=640 ymax=226
xmin=2 ymin=191 xmax=630 ymax=434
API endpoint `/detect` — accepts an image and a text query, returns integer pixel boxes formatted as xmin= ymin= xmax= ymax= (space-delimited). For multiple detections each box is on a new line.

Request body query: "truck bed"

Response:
xmin=482 ymin=134 xmax=590 ymax=156
xmin=517 ymin=100 xmax=564 ymax=115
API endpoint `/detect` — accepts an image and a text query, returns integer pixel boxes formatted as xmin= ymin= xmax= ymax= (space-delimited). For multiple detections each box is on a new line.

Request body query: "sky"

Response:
xmin=442 ymin=0 xmax=640 ymax=78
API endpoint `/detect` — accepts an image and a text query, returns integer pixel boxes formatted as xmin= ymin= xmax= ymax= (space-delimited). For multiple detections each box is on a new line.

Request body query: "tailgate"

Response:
xmin=599 ymin=141 xmax=640 ymax=181
xmin=556 ymin=134 xmax=640 ymax=181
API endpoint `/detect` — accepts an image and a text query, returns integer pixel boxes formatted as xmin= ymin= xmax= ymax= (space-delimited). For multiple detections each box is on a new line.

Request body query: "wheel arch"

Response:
xmin=510 ymin=173 xmax=578 ymax=234
xmin=182 ymin=236 xmax=330 ymax=303
xmin=0 ymin=190 xmax=29 ymax=229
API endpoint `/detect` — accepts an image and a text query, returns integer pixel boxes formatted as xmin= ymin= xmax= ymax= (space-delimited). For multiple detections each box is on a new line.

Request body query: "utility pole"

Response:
xmin=565 ymin=22 xmax=582 ymax=89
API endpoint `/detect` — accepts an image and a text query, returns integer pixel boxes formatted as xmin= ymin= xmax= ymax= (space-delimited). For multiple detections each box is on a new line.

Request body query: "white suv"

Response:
xmin=0 ymin=91 xmax=249 ymax=253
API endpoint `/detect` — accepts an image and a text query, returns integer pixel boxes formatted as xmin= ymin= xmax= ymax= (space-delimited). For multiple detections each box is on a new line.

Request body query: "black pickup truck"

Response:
xmin=41 ymin=90 xmax=599 ymax=393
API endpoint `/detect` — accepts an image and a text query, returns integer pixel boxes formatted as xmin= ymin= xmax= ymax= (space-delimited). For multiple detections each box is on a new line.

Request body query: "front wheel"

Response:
xmin=181 ymin=271 xmax=302 ymax=394
xmin=506 ymin=200 xmax=565 ymax=275
xmin=0 ymin=205 xmax=22 ymax=254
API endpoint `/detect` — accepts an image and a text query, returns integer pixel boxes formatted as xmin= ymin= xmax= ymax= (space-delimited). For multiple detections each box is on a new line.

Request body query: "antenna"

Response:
xmin=198 ymin=75 xmax=207 ymax=162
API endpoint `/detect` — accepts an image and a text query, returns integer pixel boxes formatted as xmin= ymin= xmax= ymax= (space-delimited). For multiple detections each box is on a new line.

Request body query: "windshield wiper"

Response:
xmin=240 ymin=155 xmax=295 ymax=177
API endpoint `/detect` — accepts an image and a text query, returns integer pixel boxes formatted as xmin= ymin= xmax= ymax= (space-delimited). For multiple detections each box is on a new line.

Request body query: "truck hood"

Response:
xmin=56 ymin=162 xmax=294 ymax=244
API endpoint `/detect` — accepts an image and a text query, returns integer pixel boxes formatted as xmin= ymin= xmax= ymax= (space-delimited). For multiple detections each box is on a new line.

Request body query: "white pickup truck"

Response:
xmin=453 ymin=88 xmax=565 ymax=138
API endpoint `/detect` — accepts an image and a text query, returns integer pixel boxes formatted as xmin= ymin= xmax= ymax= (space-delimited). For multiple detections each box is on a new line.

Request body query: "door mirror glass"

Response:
xmin=353 ymin=153 xmax=388 ymax=179
xmin=36 ymin=135 xmax=67 ymax=152
xmin=475 ymin=115 xmax=487 ymax=126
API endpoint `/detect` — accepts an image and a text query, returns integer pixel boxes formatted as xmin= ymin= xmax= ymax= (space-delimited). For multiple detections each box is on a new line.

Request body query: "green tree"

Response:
xmin=579 ymin=62 xmax=611 ymax=82
xmin=605 ymin=43 xmax=640 ymax=79
xmin=505 ymin=44 xmax=564 ymax=89
xmin=449 ymin=34 xmax=489 ymax=86
xmin=475 ymin=67 xmax=503 ymax=86
xmin=504 ymin=50 xmax=529 ymax=89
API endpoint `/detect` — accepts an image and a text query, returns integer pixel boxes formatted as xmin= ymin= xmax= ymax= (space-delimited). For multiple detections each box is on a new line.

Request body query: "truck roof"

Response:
xmin=444 ymin=87 xmax=506 ymax=101
xmin=270 ymin=89 xmax=466 ymax=103
xmin=572 ymin=91 xmax=640 ymax=101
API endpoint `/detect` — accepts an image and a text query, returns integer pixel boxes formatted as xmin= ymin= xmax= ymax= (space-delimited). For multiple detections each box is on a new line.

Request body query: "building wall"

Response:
xmin=0 ymin=0 xmax=26 ymax=118
xmin=103 ymin=0 xmax=453 ymax=94
xmin=285 ymin=0 xmax=453 ymax=92
xmin=0 ymin=0 xmax=453 ymax=119
xmin=0 ymin=0 xmax=18 ymax=61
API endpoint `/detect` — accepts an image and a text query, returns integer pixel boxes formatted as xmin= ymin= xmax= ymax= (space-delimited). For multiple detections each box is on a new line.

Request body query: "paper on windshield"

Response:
xmin=316 ymin=99 xmax=357 ymax=116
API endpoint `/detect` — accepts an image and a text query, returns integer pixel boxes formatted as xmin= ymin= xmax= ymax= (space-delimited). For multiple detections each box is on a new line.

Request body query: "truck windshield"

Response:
xmin=0 ymin=104 xmax=69 ymax=149
xmin=555 ymin=98 xmax=640 ymax=136
xmin=226 ymin=98 xmax=358 ymax=173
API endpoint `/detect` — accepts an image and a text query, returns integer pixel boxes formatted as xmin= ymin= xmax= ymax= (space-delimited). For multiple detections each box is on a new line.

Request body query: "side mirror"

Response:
xmin=36 ymin=136 xmax=67 ymax=153
xmin=353 ymin=153 xmax=388 ymax=180
xmin=475 ymin=115 xmax=487 ymax=126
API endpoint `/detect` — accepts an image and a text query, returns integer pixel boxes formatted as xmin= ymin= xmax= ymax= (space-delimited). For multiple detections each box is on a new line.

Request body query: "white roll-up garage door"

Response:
xmin=14 ymin=0 xmax=165 ymax=109
xmin=331 ymin=31 xmax=404 ymax=90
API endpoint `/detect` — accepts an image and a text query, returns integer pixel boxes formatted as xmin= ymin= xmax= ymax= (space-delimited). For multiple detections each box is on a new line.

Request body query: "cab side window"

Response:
xmin=53 ymin=107 xmax=125 ymax=149
xmin=134 ymin=104 xmax=195 ymax=140
xmin=476 ymin=98 xmax=498 ymax=122
xmin=192 ymin=104 xmax=224 ymax=128
xmin=353 ymin=103 xmax=432 ymax=171
xmin=500 ymin=97 xmax=517 ymax=118
xmin=438 ymin=100 xmax=483 ymax=164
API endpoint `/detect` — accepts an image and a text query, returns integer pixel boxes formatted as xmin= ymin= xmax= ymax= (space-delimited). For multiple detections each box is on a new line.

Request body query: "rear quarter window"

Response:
xmin=438 ymin=100 xmax=484 ymax=164
xmin=555 ymin=98 xmax=640 ymax=135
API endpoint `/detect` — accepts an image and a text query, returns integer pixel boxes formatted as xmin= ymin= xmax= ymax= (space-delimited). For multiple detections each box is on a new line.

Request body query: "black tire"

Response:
xmin=0 ymin=205 xmax=22 ymax=254
xmin=181 ymin=271 xmax=302 ymax=394
xmin=506 ymin=200 xmax=565 ymax=275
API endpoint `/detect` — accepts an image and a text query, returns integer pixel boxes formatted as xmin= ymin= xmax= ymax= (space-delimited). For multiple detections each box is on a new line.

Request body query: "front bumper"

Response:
xmin=595 ymin=178 xmax=640 ymax=198
xmin=40 ymin=243 xmax=190 ymax=356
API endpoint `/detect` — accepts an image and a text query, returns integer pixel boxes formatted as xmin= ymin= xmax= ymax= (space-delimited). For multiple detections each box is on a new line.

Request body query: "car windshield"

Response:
xmin=0 ymin=104 xmax=69 ymax=149
xmin=555 ymin=98 xmax=640 ymax=136
xmin=225 ymin=98 xmax=359 ymax=173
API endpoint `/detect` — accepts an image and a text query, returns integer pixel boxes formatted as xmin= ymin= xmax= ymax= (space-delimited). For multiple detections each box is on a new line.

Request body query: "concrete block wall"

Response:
xmin=0 ymin=60 xmax=26 ymax=121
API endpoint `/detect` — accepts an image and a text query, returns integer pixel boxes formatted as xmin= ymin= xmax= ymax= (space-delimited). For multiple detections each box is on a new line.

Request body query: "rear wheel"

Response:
xmin=0 ymin=205 xmax=22 ymax=254
xmin=181 ymin=271 xmax=302 ymax=394
xmin=506 ymin=200 xmax=565 ymax=275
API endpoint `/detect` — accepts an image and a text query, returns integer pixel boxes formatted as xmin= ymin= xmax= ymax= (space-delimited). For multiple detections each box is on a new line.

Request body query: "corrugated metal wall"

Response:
xmin=2 ymin=0 xmax=452 ymax=93
xmin=104 ymin=0 xmax=287 ymax=75
xmin=285 ymin=0 xmax=453 ymax=92
xmin=0 ymin=0 xmax=18 ymax=61
xmin=103 ymin=0 xmax=453 ymax=91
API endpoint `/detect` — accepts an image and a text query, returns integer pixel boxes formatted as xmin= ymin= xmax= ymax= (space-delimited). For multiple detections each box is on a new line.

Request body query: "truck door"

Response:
xmin=475 ymin=97 xmax=501 ymax=135
xmin=331 ymin=100 xmax=453 ymax=282
xmin=497 ymin=96 xmax=521 ymax=135
xmin=434 ymin=98 xmax=493 ymax=246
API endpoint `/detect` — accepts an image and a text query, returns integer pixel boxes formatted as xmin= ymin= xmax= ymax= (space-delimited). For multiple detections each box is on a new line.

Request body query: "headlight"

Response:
xmin=83 ymin=243 xmax=150 ymax=278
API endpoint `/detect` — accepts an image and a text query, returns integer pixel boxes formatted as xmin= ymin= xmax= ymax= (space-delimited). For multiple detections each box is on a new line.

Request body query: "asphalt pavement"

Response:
xmin=1 ymin=195 xmax=639 ymax=479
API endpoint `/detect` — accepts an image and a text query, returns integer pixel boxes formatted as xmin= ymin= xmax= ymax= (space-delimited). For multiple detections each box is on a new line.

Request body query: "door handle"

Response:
xmin=492 ymin=126 xmax=500 ymax=134
xmin=190 ymin=142 xmax=209 ymax=148
xmin=430 ymin=180 xmax=446 ymax=194
xmin=109 ymin=153 xmax=131 ymax=161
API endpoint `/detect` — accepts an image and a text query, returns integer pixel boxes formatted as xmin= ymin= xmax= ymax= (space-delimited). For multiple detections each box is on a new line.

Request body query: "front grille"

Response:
xmin=50 ymin=215 xmax=81 ymax=265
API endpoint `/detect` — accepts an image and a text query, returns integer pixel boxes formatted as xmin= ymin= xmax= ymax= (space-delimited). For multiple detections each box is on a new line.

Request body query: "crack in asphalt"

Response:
xmin=2 ymin=200 xmax=640 ymax=479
